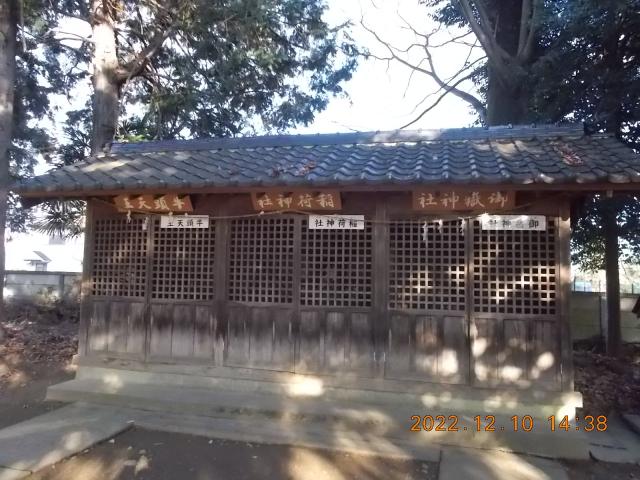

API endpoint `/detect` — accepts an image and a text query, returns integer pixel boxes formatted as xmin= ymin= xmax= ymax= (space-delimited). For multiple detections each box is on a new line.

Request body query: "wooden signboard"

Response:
xmin=251 ymin=191 xmax=341 ymax=211
xmin=412 ymin=190 xmax=514 ymax=212
xmin=114 ymin=194 xmax=193 ymax=212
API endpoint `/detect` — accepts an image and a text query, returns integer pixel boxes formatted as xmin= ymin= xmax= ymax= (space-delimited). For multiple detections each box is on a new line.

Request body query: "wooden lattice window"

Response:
xmin=472 ymin=219 xmax=557 ymax=315
xmin=300 ymin=219 xmax=373 ymax=307
xmin=92 ymin=217 xmax=147 ymax=297
xmin=151 ymin=218 xmax=215 ymax=300
xmin=228 ymin=218 xmax=294 ymax=304
xmin=389 ymin=220 xmax=466 ymax=311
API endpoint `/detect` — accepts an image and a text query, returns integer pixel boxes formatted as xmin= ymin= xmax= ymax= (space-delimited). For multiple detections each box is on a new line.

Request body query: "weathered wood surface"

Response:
xmin=148 ymin=303 xmax=215 ymax=360
xmin=86 ymin=298 xmax=145 ymax=356
xmin=225 ymin=305 xmax=294 ymax=371
xmin=81 ymin=193 xmax=570 ymax=391
xmin=471 ymin=317 xmax=560 ymax=389
xmin=385 ymin=314 xmax=469 ymax=384
xmin=294 ymin=310 xmax=376 ymax=376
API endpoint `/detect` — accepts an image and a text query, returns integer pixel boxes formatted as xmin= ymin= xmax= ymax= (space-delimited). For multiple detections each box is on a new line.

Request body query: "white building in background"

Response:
xmin=4 ymin=231 xmax=84 ymax=272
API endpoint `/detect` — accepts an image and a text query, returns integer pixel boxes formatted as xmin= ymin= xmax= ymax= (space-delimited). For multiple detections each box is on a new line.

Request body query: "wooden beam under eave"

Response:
xmin=14 ymin=181 xmax=640 ymax=200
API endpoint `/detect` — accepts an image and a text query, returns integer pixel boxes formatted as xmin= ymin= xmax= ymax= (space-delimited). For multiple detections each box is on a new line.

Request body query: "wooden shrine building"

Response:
xmin=15 ymin=124 xmax=640 ymax=415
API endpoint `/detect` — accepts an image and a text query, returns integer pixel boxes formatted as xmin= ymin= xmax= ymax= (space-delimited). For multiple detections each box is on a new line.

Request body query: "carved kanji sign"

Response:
xmin=251 ymin=191 xmax=341 ymax=211
xmin=114 ymin=194 xmax=193 ymax=212
xmin=412 ymin=190 xmax=514 ymax=212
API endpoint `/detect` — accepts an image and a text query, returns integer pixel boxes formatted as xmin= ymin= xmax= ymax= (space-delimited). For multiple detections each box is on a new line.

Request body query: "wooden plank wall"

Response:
xmin=385 ymin=314 xmax=468 ymax=384
xmin=295 ymin=310 xmax=376 ymax=376
xmin=79 ymin=192 xmax=573 ymax=391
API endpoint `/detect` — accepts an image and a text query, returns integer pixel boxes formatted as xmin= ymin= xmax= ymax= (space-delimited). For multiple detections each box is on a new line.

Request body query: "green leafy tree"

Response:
xmin=49 ymin=0 xmax=357 ymax=153
xmin=34 ymin=0 xmax=356 ymax=237
xmin=0 ymin=0 xmax=69 ymax=333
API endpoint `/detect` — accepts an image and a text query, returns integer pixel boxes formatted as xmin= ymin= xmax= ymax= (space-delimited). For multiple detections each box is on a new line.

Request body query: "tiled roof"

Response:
xmin=14 ymin=124 xmax=640 ymax=196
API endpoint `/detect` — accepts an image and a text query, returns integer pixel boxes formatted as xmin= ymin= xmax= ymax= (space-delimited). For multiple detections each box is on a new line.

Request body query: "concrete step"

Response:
xmin=0 ymin=403 xmax=131 ymax=480
xmin=47 ymin=377 xmax=590 ymax=460
xmin=71 ymin=364 xmax=583 ymax=417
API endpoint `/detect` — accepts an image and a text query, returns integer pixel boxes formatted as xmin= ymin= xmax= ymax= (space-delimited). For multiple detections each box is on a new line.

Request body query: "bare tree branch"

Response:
xmin=117 ymin=27 xmax=174 ymax=83
xmin=518 ymin=0 xmax=541 ymax=61
xmin=457 ymin=0 xmax=512 ymax=77
xmin=517 ymin=0 xmax=532 ymax=57
xmin=361 ymin=19 xmax=487 ymax=124
xmin=400 ymin=69 xmax=486 ymax=128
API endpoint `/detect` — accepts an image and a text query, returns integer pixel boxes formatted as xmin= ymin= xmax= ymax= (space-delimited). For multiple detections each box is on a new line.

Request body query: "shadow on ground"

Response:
xmin=26 ymin=427 xmax=438 ymax=480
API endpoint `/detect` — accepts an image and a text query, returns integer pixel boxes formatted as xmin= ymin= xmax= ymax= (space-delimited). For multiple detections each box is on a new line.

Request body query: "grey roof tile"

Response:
xmin=13 ymin=124 xmax=640 ymax=196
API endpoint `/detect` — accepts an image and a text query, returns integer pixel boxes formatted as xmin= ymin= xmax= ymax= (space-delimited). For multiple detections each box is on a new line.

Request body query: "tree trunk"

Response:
xmin=90 ymin=0 xmax=120 ymax=154
xmin=0 ymin=0 xmax=17 ymax=341
xmin=484 ymin=0 xmax=534 ymax=126
xmin=603 ymin=199 xmax=621 ymax=357
xmin=486 ymin=71 xmax=529 ymax=125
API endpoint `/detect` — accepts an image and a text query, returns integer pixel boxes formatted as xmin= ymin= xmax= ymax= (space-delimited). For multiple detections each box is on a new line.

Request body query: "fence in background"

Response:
xmin=570 ymin=292 xmax=640 ymax=342
xmin=572 ymin=277 xmax=640 ymax=294
xmin=4 ymin=270 xmax=81 ymax=303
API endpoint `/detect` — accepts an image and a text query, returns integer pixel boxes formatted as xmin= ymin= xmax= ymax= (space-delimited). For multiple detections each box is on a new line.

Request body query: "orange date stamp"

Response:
xmin=410 ymin=415 xmax=608 ymax=432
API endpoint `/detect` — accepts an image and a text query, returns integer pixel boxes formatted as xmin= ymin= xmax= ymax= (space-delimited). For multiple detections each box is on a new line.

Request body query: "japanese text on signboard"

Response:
xmin=251 ymin=191 xmax=341 ymax=211
xmin=115 ymin=194 xmax=193 ymax=213
xmin=308 ymin=215 xmax=364 ymax=230
xmin=480 ymin=215 xmax=546 ymax=231
xmin=160 ymin=215 xmax=209 ymax=229
xmin=412 ymin=190 xmax=514 ymax=212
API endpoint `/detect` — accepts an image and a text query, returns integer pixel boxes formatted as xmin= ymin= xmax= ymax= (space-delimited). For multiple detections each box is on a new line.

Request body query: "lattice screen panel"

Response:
xmin=472 ymin=218 xmax=557 ymax=315
xmin=389 ymin=220 xmax=466 ymax=311
xmin=92 ymin=217 xmax=147 ymax=297
xmin=228 ymin=218 xmax=294 ymax=304
xmin=151 ymin=219 xmax=216 ymax=300
xmin=300 ymin=219 xmax=373 ymax=307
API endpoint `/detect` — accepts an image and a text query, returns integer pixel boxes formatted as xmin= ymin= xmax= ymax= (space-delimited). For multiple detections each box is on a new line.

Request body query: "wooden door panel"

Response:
xmin=347 ymin=313 xmax=375 ymax=375
xmin=171 ymin=304 xmax=196 ymax=358
xmin=149 ymin=304 xmax=173 ymax=357
xmin=294 ymin=310 xmax=375 ymax=376
xmin=296 ymin=311 xmax=323 ymax=373
xmin=225 ymin=305 xmax=294 ymax=371
xmin=471 ymin=317 xmax=560 ymax=389
xmin=88 ymin=300 xmax=109 ymax=353
xmin=226 ymin=305 xmax=250 ymax=366
xmin=148 ymin=302 xmax=216 ymax=360
xmin=385 ymin=314 xmax=468 ymax=384
xmin=87 ymin=299 xmax=145 ymax=356
xmin=193 ymin=306 xmax=214 ymax=359
xmin=325 ymin=312 xmax=348 ymax=372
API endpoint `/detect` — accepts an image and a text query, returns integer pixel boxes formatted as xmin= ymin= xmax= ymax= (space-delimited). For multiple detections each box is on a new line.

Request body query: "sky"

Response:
xmin=12 ymin=0 xmax=482 ymax=273
xmin=295 ymin=0 xmax=479 ymax=133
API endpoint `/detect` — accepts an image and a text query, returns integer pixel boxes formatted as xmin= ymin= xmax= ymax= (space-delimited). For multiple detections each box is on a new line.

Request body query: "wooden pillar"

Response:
xmin=464 ymin=217 xmax=475 ymax=386
xmin=77 ymin=200 xmax=95 ymax=356
xmin=142 ymin=213 xmax=155 ymax=362
xmin=558 ymin=202 xmax=575 ymax=391
xmin=291 ymin=215 xmax=302 ymax=373
xmin=373 ymin=197 xmax=389 ymax=376
xmin=213 ymin=207 xmax=230 ymax=366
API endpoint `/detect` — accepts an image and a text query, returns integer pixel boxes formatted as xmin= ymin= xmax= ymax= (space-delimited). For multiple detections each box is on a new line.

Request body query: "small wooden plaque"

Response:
xmin=251 ymin=191 xmax=341 ymax=211
xmin=412 ymin=190 xmax=515 ymax=212
xmin=114 ymin=194 xmax=194 ymax=212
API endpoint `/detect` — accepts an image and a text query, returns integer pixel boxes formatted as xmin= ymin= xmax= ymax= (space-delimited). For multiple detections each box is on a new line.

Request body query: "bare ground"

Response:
xmin=573 ymin=339 xmax=640 ymax=417
xmin=27 ymin=427 xmax=438 ymax=480
xmin=2 ymin=303 xmax=640 ymax=479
